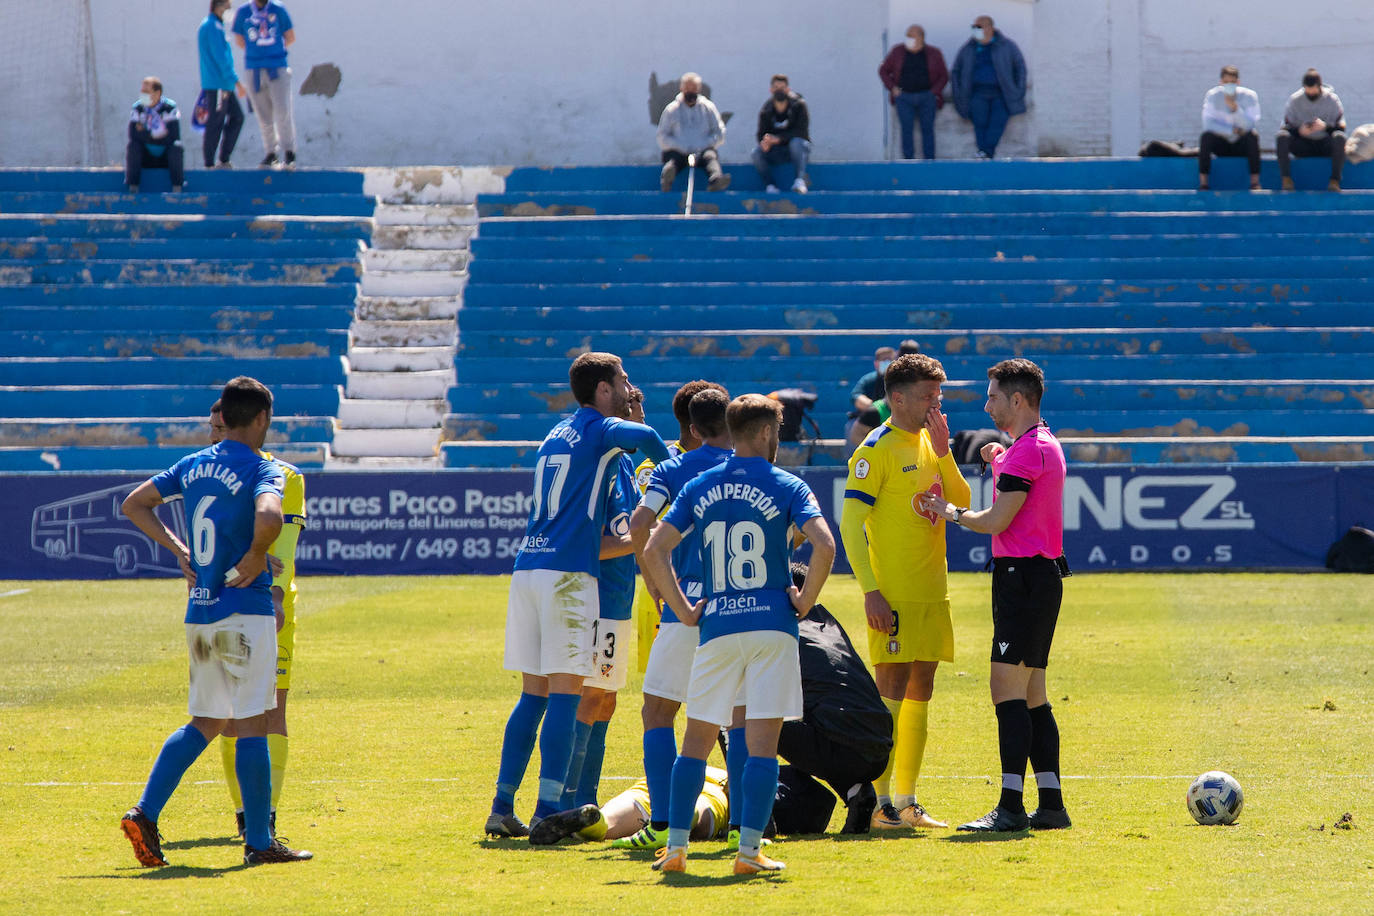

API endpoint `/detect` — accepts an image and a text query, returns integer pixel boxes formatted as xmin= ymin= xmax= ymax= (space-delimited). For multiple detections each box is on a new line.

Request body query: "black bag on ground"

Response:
xmin=1325 ymin=526 xmax=1374 ymax=572
xmin=768 ymin=389 xmax=819 ymax=443
xmin=1139 ymin=139 xmax=1198 ymax=158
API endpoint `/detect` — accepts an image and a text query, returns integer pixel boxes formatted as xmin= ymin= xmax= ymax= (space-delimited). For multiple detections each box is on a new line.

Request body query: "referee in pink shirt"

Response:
xmin=919 ymin=358 xmax=1070 ymax=833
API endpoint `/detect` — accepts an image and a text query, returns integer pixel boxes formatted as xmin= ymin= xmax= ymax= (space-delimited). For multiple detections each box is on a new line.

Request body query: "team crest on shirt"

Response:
xmin=600 ymin=663 xmax=614 ymax=677
xmin=912 ymin=478 xmax=943 ymax=526
xmin=854 ymin=458 xmax=870 ymax=479
xmin=887 ymin=637 xmax=901 ymax=655
xmin=635 ymin=465 xmax=654 ymax=489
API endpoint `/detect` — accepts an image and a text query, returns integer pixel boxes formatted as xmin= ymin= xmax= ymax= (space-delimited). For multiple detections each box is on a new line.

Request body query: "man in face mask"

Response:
xmin=1276 ymin=69 xmax=1346 ymax=191
xmin=951 ymin=15 xmax=1027 ymax=159
xmin=198 ymin=0 xmax=247 ymax=169
xmin=230 ymin=0 xmax=298 ymax=169
xmin=1198 ymin=66 xmax=1261 ymax=191
xmin=878 ymin=25 xmax=949 ymax=160
xmin=125 ymin=76 xmax=184 ymax=193
xmin=751 ymin=75 xmax=811 ymax=193
xmin=656 ymin=72 xmax=730 ymax=192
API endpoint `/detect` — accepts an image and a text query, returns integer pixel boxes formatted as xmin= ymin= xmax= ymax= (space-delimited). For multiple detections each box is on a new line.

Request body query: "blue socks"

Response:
xmin=137 ymin=724 xmax=209 ymax=822
xmin=574 ymin=720 xmax=609 ymax=808
xmin=643 ymin=726 xmax=677 ymax=829
xmin=726 ymin=726 xmax=747 ymax=828
xmin=533 ymin=693 xmax=580 ymax=820
xmin=739 ymin=756 xmax=779 ymax=854
xmin=667 ymin=755 xmax=707 ymax=849
xmin=491 ymin=692 xmax=547 ymax=817
xmin=559 ymin=719 xmax=594 ymax=810
xmin=235 ymin=736 xmax=272 ymax=850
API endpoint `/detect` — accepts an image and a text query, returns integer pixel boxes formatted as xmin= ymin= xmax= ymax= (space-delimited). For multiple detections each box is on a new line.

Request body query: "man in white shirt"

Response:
xmin=1199 ymin=65 xmax=1260 ymax=191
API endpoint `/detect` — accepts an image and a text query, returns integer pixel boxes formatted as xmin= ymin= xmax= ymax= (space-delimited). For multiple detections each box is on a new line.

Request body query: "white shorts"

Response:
xmin=685 ymin=630 xmax=802 ymax=728
xmin=503 ymin=568 xmax=599 ymax=677
xmin=186 ymin=614 xmax=279 ymax=719
xmin=587 ymin=617 xmax=633 ymax=691
xmin=641 ymin=621 xmax=699 ymax=703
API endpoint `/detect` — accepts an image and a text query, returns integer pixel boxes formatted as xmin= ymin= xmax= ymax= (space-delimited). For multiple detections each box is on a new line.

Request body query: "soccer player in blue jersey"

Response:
xmin=643 ymin=394 xmax=836 ymax=875
xmin=486 ymin=352 xmax=671 ymax=844
xmin=119 ymin=376 xmax=312 ymax=867
xmin=614 ymin=387 xmax=735 ymax=851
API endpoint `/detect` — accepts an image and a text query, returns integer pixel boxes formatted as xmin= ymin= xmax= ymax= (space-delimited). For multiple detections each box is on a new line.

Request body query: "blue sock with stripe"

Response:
xmin=726 ymin=727 xmax=747 ymax=829
xmin=533 ymin=693 xmax=580 ymax=820
xmin=560 ymin=719 xmax=594 ymax=810
xmin=235 ymin=736 xmax=272 ymax=850
xmin=643 ymin=726 xmax=677 ymax=829
xmin=667 ymin=755 xmax=707 ymax=849
xmin=574 ymin=720 xmax=610 ymax=808
xmin=491 ymin=692 xmax=547 ymax=817
xmin=137 ymin=724 xmax=209 ymax=822
xmin=739 ymin=756 xmax=780 ymax=855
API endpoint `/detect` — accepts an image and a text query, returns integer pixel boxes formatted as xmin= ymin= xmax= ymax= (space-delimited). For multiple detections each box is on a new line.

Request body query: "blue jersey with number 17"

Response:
xmin=151 ymin=439 xmax=285 ymax=625
xmin=661 ymin=456 xmax=823 ymax=645
xmin=514 ymin=406 xmax=670 ymax=577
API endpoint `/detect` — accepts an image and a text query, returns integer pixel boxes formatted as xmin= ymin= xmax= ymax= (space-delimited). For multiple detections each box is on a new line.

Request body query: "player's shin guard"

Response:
xmin=1028 ymin=703 xmax=1063 ymax=810
xmin=574 ymin=720 xmax=610 ymax=808
xmin=219 ymin=736 xmax=243 ymax=811
xmin=533 ymin=693 xmax=579 ymax=820
xmin=894 ymin=699 xmax=929 ymax=805
xmin=138 ymin=724 xmax=210 ymax=822
xmin=643 ymin=726 xmax=676 ymax=829
xmin=873 ymin=696 xmax=903 ymax=806
xmin=492 ymin=693 xmax=547 ymax=817
xmin=235 ymin=736 xmax=272 ymax=850
xmin=667 ymin=756 xmax=707 ymax=850
xmin=739 ymin=756 xmax=780 ymax=857
xmin=995 ymin=699 xmax=1032 ymax=813
xmin=268 ymin=733 xmax=288 ymax=811
xmin=560 ymin=720 xmax=594 ymax=810
xmin=726 ymin=727 xmax=747 ymax=829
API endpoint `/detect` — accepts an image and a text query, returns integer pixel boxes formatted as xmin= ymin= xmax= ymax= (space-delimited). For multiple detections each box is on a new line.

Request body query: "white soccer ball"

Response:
xmin=1187 ymin=770 xmax=1244 ymax=825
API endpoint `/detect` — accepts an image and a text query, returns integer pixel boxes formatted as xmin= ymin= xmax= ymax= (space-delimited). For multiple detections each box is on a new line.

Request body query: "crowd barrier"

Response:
xmin=3 ymin=465 xmax=1366 ymax=580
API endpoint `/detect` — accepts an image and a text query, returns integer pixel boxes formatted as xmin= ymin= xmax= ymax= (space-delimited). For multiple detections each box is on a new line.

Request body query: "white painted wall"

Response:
xmin=2 ymin=0 xmax=1372 ymax=166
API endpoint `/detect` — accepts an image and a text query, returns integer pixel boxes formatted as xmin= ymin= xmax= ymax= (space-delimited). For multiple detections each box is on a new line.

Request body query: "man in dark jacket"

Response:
xmin=951 ymin=15 xmax=1027 ymax=159
xmin=878 ymin=25 xmax=949 ymax=160
xmin=125 ymin=76 xmax=184 ymax=192
xmin=751 ymin=74 xmax=811 ymax=193
xmin=769 ymin=564 xmax=893 ymax=835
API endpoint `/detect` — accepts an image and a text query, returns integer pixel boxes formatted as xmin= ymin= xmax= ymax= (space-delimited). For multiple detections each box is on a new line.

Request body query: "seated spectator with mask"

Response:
xmin=752 ymin=74 xmax=811 ymax=194
xmin=125 ymin=76 xmax=184 ymax=193
xmin=1277 ymin=69 xmax=1346 ymax=192
xmin=1198 ymin=65 xmax=1261 ymax=191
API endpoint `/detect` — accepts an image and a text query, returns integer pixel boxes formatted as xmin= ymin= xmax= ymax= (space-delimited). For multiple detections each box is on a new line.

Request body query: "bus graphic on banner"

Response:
xmin=31 ymin=483 xmax=187 ymax=576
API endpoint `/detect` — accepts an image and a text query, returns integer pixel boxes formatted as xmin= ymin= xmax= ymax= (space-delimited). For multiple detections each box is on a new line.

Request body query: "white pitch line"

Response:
xmin=0 ymin=589 xmax=31 ymax=599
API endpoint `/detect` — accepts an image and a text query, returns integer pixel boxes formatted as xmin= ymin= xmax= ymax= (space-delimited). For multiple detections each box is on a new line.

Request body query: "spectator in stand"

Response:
xmin=1198 ymin=66 xmax=1261 ymax=191
xmin=125 ymin=77 xmax=184 ymax=193
xmin=199 ymin=0 xmax=247 ymax=169
xmin=951 ymin=15 xmax=1027 ymax=159
xmin=852 ymin=346 xmax=896 ymax=416
xmin=657 ymin=72 xmax=730 ymax=192
xmin=879 ymin=25 xmax=949 ymax=160
xmin=232 ymin=0 xmax=297 ymax=169
xmin=1277 ymin=69 xmax=1346 ymax=192
xmin=752 ymin=74 xmax=811 ymax=194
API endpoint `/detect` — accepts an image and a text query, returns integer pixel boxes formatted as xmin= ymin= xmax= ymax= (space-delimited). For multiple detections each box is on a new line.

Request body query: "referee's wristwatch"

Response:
xmin=950 ymin=506 xmax=967 ymax=525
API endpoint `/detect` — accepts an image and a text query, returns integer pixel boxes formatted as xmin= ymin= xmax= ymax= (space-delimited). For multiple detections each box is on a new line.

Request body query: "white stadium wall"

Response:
xmin=1 ymin=0 xmax=1372 ymax=167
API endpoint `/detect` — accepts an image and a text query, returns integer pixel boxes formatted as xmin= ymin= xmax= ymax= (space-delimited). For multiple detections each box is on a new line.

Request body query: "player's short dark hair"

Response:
xmin=219 ymin=376 xmax=273 ymax=428
xmin=898 ymin=338 xmax=921 ymax=355
xmin=771 ymin=74 xmax=789 ymax=85
xmin=569 ymin=352 xmax=622 ymax=406
xmin=1303 ymin=68 xmax=1322 ymax=87
xmin=209 ymin=0 xmax=228 ymax=11
xmin=672 ymin=380 xmax=727 ymax=428
xmin=688 ymin=388 xmax=729 ymax=439
xmin=209 ymin=398 xmax=222 ymax=415
xmin=726 ymin=393 xmax=783 ymax=441
xmin=789 ymin=561 xmax=808 ymax=590
xmin=988 ymin=358 xmax=1045 ymax=408
xmin=1220 ymin=65 xmax=1239 ymax=79
xmin=884 ymin=353 xmax=946 ymax=393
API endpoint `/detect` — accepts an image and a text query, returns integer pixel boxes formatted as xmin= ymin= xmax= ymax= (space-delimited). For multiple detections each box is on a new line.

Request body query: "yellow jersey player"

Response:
xmin=580 ymin=765 xmax=730 ymax=843
xmin=839 ymin=354 xmax=970 ymax=831
xmin=210 ymin=400 xmax=306 ymax=839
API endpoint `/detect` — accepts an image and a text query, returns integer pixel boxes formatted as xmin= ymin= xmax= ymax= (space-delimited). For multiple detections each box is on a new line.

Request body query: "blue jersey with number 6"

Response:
xmin=638 ymin=443 xmax=733 ymax=624
xmin=150 ymin=439 xmax=285 ymax=625
xmin=514 ymin=406 xmax=670 ymax=577
xmin=660 ymin=456 xmax=823 ymax=644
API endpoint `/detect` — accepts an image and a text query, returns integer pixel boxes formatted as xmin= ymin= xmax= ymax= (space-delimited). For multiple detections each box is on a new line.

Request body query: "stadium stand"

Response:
xmin=442 ymin=156 xmax=1374 ymax=468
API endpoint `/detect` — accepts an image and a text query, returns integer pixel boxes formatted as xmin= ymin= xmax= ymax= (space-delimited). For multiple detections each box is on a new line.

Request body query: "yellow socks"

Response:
xmin=268 ymin=733 xmax=289 ymax=810
xmin=220 ymin=736 xmax=243 ymax=810
xmin=873 ymin=696 xmax=904 ymax=805
xmin=221 ymin=733 xmax=288 ymax=811
xmin=894 ymin=699 xmax=930 ymax=805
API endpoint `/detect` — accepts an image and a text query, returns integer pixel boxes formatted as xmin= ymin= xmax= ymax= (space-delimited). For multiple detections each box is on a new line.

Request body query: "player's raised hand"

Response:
xmin=980 ymin=441 xmax=1005 ymax=463
xmin=174 ymin=546 xmax=195 ymax=586
xmin=918 ymin=489 xmax=951 ymax=519
xmin=225 ymin=548 xmax=269 ymax=588
xmin=864 ymin=589 xmax=894 ymax=632
xmin=927 ymin=406 xmax=951 ymax=456
xmin=268 ymin=555 xmax=284 ymax=578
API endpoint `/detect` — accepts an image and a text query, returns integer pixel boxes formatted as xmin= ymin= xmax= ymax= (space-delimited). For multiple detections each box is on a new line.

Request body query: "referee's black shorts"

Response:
xmin=990 ymin=555 xmax=1063 ymax=668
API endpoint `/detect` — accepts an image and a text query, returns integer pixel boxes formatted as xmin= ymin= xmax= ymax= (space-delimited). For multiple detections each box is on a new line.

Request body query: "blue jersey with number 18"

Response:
xmin=514 ymin=406 xmax=670 ymax=577
xmin=151 ymin=439 xmax=285 ymax=625
xmin=661 ymin=456 xmax=823 ymax=645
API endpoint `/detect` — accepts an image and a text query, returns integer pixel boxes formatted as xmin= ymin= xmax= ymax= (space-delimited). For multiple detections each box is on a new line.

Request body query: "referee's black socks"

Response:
xmin=1028 ymin=702 xmax=1064 ymax=811
xmin=994 ymin=699 xmax=1031 ymax=814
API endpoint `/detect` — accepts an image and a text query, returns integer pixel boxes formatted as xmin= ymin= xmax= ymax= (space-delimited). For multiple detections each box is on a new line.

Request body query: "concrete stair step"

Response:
xmin=350 ymin=318 xmax=455 ymax=348
xmin=326 ymin=454 xmax=440 ymax=469
xmin=360 ymin=269 xmax=466 ymax=297
xmin=373 ymin=203 xmax=477 ymax=226
xmin=330 ymin=426 xmax=440 ymax=458
xmin=345 ymin=369 xmax=454 ymax=400
xmin=362 ymin=248 xmax=469 ymax=271
xmin=346 ymin=346 xmax=455 ymax=372
xmin=337 ymin=396 xmax=446 ymax=427
xmin=371 ymin=223 xmax=475 ymax=250
xmin=362 ymin=166 xmax=505 ymax=204
xmin=355 ymin=296 xmax=461 ymax=321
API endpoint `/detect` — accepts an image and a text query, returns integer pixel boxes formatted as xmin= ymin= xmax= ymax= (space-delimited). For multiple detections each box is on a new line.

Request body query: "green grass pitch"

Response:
xmin=1 ymin=573 xmax=1370 ymax=914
